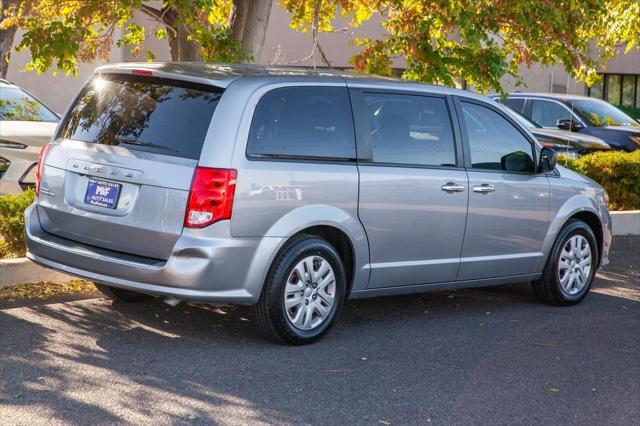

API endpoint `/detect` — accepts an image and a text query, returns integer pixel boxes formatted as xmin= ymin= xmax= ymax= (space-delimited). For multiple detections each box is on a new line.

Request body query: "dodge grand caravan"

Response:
xmin=25 ymin=63 xmax=612 ymax=345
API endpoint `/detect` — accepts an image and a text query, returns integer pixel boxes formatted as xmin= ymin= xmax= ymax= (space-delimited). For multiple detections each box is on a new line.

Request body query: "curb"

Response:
xmin=0 ymin=258 xmax=74 ymax=289
xmin=611 ymin=210 xmax=640 ymax=236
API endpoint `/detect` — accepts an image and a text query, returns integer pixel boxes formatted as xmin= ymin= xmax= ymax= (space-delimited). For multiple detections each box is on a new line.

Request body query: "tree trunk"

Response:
xmin=161 ymin=7 xmax=202 ymax=62
xmin=0 ymin=0 xmax=18 ymax=78
xmin=167 ymin=23 xmax=202 ymax=61
xmin=231 ymin=0 xmax=273 ymax=62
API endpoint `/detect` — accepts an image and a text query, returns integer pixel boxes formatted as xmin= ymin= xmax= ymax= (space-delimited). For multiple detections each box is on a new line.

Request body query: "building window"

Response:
xmin=622 ymin=75 xmax=635 ymax=107
xmin=587 ymin=73 xmax=640 ymax=108
xmin=606 ymin=75 xmax=622 ymax=105
xmin=589 ymin=80 xmax=603 ymax=100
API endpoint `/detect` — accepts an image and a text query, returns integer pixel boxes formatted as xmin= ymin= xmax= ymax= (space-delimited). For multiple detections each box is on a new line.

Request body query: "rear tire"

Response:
xmin=252 ymin=235 xmax=347 ymax=345
xmin=532 ymin=219 xmax=598 ymax=306
xmin=95 ymin=284 xmax=155 ymax=303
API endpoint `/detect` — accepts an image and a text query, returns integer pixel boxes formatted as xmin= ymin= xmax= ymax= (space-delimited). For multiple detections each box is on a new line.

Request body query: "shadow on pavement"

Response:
xmin=0 ymin=237 xmax=638 ymax=424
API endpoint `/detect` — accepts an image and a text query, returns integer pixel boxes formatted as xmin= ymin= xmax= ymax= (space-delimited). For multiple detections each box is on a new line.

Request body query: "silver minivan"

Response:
xmin=25 ymin=64 xmax=612 ymax=344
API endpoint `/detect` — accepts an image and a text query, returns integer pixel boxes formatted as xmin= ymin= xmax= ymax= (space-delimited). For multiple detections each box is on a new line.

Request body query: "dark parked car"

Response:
xmin=493 ymin=93 xmax=640 ymax=152
xmin=501 ymin=105 xmax=611 ymax=158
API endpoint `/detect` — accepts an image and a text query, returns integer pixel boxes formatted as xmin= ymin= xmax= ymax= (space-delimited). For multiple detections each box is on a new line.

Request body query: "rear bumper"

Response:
xmin=24 ymin=204 xmax=284 ymax=304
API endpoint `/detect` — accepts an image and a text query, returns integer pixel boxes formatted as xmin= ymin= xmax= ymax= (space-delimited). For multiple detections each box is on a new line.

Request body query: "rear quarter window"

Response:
xmin=58 ymin=75 xmax=223 ymax=160
xmin=247 ymin=86 xmax=356 ymax=160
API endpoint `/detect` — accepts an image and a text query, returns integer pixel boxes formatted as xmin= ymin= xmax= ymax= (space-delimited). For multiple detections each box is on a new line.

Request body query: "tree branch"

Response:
xmin=140 ymin=3 xmax=177 ymax=36
xmin=290 ymin=0 xmax=332 ymax=68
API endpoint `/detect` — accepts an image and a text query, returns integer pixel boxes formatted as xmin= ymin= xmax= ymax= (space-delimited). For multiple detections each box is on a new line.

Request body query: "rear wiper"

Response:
xmin=115 ymin=136 xmax=179 ymax=153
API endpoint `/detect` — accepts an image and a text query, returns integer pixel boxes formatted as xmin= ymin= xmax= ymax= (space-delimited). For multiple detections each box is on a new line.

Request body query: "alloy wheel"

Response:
xmin=284 ymin=255 xmax=336 ymax=330
xmin=557 ymin=235 xmax=592 ymax=296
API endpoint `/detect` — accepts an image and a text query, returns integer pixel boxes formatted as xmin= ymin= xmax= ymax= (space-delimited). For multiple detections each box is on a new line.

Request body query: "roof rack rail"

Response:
xmin=0 ymin=78 xmax=12 ymax=84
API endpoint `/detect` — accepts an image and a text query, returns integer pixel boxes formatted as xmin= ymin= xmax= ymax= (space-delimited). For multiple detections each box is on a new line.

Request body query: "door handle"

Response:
xmin=473 ymin=184 xmax=495 ymax=193
xmin=441 ymin=182 xmax=466 ymax=193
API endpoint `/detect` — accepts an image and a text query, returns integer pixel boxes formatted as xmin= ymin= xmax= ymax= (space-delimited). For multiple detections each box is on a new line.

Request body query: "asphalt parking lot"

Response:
xmin=1 ymin=237 xmax=638 ymax=425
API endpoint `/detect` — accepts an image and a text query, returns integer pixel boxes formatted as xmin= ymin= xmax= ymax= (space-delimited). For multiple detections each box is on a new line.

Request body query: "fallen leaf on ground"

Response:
xmin=0 ymin=280 xmax=96 ymax=300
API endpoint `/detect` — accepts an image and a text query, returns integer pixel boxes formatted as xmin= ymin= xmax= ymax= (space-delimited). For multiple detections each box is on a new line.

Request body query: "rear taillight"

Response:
xmin=184 ymin=167 xmax=237 ymax=228
xmin=35 ymin=143 xmax=52 ymax=197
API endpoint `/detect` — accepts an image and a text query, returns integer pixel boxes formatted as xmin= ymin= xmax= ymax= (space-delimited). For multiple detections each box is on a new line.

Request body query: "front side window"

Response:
xmin=504 ymin=98 xmax=525 ymax=113
xmin=247 ymin=86 xmax=355 ymax=159
xmin=0 ymin=87 xmax=58 ymax=122
xmin=530 ymin=100 xmax=572 ymax=128
xmin=460 ymin=102 xmax=534 ymax=173
xmin=353 ymin=92 xmax=456 ymax=167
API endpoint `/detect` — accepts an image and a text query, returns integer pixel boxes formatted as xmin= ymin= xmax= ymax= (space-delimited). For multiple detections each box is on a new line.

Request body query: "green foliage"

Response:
xmin=0 ymin=190 xmax=35 ymax=257
xmin=618 ymin=106 xmax=640 ymax=121
xmin=0 ymin=0 xmax=246 ymax=74
xmin=282 ymin=0 xmax=640 ymax=94
xmin=559 ymin=150 xmax=640 ymax=211
xmin=195 ymin=25 xmax=249 ymax=63
xmin=1 ymin=0 xmax=638 ymax=94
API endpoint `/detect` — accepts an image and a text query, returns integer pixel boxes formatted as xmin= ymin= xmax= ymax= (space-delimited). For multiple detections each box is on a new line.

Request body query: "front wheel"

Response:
xmin=252 ymin=235 xmax=347 ymax=345
xmin=532 ymin=219 xmax=598 ymax=306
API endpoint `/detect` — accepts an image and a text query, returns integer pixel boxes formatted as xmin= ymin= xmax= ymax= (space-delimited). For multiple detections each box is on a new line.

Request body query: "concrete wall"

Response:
xmin=4 ymin=4 xmax=639 ymax=112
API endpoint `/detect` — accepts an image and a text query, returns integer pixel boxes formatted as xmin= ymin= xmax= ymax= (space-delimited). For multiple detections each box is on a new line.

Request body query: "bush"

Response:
xmin=559 ymin=150 xmax=640 ymax=211
xmin=0 ymin=190 xmax=35 ymax=258
xmin=619 ymin=105 xmax=640 ymax=121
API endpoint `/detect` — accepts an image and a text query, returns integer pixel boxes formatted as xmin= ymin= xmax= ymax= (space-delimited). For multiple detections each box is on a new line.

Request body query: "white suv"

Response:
xmin=0 ymin=79 xmax=59 ymax=194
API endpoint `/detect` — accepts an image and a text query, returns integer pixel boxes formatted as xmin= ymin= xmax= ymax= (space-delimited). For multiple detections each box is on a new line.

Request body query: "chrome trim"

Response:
xmin=441 ymin=182 xmax=466 ymax=192
xmin=473 ymin=184 xmax=496 ymax=193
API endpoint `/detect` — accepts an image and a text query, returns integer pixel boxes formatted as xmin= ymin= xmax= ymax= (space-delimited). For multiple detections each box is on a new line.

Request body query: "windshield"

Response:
xmin=59 ymin=74 xmax=223 ymax=159
xmin=0 ymin=86 xmax=59 ymax=122
xmin=570 ymin=99 xmax=639 ymax=127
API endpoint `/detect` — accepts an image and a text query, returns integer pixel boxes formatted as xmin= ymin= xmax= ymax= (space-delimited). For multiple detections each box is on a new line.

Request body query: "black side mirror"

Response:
xmin=539 ymin=147 xmax=557 ymax=172
xmin=500 ymin=151 xmax=534 ymax=172
xmin=557 ymin=118 xmax=583 ymax=132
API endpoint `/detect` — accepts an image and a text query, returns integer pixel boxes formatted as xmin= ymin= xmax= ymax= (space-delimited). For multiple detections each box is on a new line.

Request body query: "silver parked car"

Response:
xmin=0 ymin=79 xmax=59 ymax=194
xmin=25 ymin=64 xmax=612 ymax=344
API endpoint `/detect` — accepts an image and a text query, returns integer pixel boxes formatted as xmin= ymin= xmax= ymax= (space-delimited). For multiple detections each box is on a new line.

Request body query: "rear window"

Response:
xmin=58 ymin=74 xmax=223 ymax=159
xmin=247 ymin=86 xmax=356 ymax=160
xmin=0 ymin=86 xmax=59 ymax=122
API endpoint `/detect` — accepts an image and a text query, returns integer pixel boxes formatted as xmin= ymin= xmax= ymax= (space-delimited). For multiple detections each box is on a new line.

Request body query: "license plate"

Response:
xmin=84 ymin=178 xmax=122 ymax=209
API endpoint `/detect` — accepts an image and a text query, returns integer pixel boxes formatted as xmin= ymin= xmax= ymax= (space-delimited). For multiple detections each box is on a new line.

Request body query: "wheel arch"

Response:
xmin=242 ymin=205 xmax=370 ymax=302
xmin=540 ymin=196 xmax=606 ymax=271
xmin=569 ymin=211 xmax=603 ymax=266
xmin=291 ymin=225 xmax=357 ymax=296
